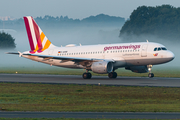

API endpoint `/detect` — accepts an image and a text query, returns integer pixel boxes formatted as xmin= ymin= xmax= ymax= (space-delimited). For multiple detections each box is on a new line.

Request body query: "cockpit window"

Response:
xmin=154 ymin=47 xmax=167 ymax=51
xmin=158 ymin=48 xmax=161 ymax=51
xmin=161 ymin=47 xmax=167 ymax=50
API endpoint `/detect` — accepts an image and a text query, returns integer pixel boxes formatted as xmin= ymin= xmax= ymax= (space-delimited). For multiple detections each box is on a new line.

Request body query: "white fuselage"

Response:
xmin=22 ymin=42 xmax=175 ymax=70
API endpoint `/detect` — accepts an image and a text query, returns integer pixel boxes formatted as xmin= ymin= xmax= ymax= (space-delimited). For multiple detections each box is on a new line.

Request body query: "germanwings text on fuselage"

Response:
xmin=104 ymin=45 xmax=141 ymax=51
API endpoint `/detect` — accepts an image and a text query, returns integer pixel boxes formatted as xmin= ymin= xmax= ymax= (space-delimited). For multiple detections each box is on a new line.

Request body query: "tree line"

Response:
xmin=0 ymin=14 xmax=125 ymax=29
xmin=0 ymin=32 xmax=16 ymax=49
xmin=120 ymin=5 xmax=180 ymax=42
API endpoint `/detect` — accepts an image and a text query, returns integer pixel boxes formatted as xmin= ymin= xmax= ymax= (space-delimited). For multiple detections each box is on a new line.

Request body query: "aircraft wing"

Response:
xmin=7 ymin=52 xmax=110 ymax=66
xmin=25 ymin=53 xmax=109 ymax=66
xmin=24 ymin=53 xmax=102 ymax=61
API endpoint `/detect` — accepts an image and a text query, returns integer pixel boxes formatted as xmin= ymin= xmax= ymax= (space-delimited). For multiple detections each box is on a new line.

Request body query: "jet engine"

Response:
xmin=125 ymin=66 xmax=148 ymax=73
xmin=91 ymin=61 xmax=113 ymax=74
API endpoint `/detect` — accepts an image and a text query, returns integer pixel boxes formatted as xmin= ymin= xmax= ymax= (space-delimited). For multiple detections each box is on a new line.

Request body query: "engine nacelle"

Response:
xmin=125 ymin=66 xmax=148 ymax=73
xmin=91 ymin=61 xmax=113 ymax=74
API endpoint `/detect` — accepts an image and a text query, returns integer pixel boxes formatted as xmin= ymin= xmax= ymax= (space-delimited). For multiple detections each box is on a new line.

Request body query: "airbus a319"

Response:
xmin=8 ymin=16 xmax=175 ymax=79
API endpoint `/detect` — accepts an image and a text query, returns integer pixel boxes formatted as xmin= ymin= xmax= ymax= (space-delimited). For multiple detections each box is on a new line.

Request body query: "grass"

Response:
xmin=0 ymin=66 xmax=180 ymax=78
xmin=0 ymin=83 xmax=180 ymax=112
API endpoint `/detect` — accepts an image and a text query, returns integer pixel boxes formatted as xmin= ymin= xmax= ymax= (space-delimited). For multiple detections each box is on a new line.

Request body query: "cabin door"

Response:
xmin=141 ymin=44 xmax=148 ymax=57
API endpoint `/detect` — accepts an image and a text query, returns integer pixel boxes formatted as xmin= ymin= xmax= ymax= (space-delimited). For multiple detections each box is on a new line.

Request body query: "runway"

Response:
xmin=0 ymin=74 xmax=180 ymax=87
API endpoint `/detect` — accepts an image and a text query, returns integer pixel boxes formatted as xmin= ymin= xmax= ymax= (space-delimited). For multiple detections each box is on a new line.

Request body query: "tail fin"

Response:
xmin=23 ymin=16 xmax=54 ymax=53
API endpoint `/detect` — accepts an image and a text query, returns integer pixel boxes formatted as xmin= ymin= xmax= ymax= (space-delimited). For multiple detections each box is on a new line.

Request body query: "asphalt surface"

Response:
xmin=0 ymin=112 xmax=180 ymax=119
xmin=0 ymin=74 xmax=180 ymax=87
xmin=0 ymin=74 xmax=180 ymax=118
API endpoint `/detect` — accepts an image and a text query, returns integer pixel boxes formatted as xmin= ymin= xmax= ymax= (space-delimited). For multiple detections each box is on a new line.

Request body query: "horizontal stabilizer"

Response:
xmin=6 ymin=52 xmax=19 ymax=55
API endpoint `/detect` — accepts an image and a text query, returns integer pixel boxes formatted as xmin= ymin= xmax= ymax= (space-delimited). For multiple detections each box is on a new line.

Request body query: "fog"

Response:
xmin=0 ymin=25 xmax=179 ymax=73
xmin=0 ymin=26 xmax=122 ymax=70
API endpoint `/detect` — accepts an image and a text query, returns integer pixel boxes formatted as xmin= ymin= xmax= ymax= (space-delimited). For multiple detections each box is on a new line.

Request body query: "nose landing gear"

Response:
xmin=147 ymin=65 xmax=154 ymax=78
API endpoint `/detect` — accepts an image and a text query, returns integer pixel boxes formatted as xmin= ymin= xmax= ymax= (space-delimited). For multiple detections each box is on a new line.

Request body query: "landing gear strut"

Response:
xmin=82 ymin=70 xmax=92 ymax=79
xmin=108 ymin=72 xmax=117 ymax=78
xmin=147 ymin=65 xmax=154 ymax=78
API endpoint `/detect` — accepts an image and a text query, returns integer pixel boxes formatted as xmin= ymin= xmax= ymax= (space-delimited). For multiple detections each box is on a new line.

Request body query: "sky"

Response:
xmin=0 ymin=0 xmax=180 ymax=20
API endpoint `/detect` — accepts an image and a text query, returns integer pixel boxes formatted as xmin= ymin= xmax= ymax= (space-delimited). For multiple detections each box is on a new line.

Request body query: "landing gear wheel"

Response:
xmin=148 ymin=73 xmax=154 ymax=78
xmin=147 ymin=65 xmax=154 ymax=78
xmin=82 ymin=72 xmax=92 ymax=79
xmin=87 ymin=73 xmax=92 ymax=79
xmin=108 ymin=72 xmax=117 ymax=79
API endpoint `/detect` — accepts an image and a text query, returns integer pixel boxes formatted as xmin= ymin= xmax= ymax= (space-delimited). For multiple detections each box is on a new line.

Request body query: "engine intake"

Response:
xmin=91 ymin=61 xmax=113 ymax=74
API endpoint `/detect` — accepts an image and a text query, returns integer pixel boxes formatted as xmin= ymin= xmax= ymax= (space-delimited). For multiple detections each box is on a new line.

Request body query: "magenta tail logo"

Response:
xmin=23 ymin=16 xmax=52 ymax=54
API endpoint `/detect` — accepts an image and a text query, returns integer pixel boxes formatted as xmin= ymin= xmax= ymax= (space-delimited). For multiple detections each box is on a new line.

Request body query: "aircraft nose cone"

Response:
xmin=167 ymin=51 xmax=175 ymax=61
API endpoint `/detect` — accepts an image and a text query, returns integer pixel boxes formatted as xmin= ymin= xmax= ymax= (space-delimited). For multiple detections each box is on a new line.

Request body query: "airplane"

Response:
xmin=8 ymin=16 xmax=175 ymax=79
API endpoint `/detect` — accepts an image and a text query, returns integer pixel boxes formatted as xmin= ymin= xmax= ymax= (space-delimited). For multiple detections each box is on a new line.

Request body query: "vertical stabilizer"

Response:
xmin=23 ymin=16 xmax=54 ymax=53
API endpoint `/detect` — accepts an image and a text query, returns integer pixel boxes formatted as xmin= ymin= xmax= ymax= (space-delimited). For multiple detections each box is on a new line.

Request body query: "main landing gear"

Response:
xmin=82 ymin=70 xmax=92 ymax=79
xmin=82 ymin=70 xmax=118 ymax=79
xmin=147 ymin=65 xmax=154 ymax=78
xmin=108 ymin=72 xmax=117 ymax=78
